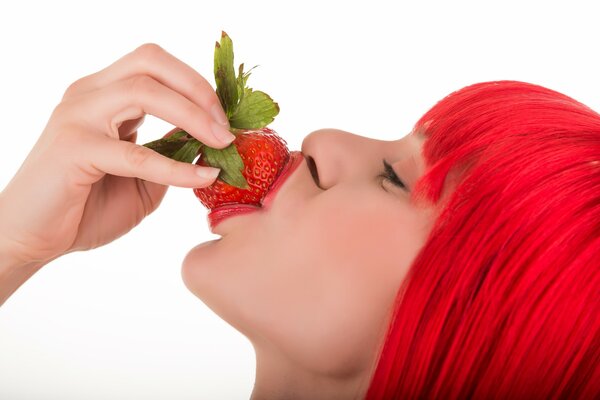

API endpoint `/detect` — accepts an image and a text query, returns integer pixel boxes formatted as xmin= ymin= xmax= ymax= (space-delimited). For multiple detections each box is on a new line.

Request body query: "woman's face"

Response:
xmin=182 ymin=129 xmax=435 ymax=382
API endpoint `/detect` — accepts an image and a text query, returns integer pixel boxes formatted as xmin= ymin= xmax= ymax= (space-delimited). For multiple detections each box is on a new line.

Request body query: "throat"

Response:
xmin=250 ymin=344 xmax=369 ymax=400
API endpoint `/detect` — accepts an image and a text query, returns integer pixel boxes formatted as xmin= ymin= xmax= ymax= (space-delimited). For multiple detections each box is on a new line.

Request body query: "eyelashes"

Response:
xmin=378 ymin=159 xmax=407 ymax=191
xmin=306 ymin=156 xmax=409 ymax=192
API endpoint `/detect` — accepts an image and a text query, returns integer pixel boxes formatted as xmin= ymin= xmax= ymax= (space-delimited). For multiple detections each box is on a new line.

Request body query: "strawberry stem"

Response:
xmin=142 ymin=31 xmax=280 ymax=190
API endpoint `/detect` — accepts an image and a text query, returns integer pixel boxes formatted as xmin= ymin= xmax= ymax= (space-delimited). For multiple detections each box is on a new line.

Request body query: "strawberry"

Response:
xmin=194 ymin=127 xmax=289 ymax=208
xmin=143 ymin=32 xmax=289 ymax=210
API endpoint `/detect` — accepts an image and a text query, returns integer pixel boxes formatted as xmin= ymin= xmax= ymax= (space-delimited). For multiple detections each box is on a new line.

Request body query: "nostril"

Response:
xmin=305 ymin=155 xmax=321 ymax=188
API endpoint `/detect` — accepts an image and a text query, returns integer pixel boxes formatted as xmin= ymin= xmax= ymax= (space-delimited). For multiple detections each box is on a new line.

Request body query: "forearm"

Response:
xmin=0 ymin=191 xmax=47 ymax=306
xmin=0 ymin=250 xmax=46 ymax=306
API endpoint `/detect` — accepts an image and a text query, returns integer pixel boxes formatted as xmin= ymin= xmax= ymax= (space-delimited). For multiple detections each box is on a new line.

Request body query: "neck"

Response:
xmin=250 ymin=344 xmax=370 ymax=400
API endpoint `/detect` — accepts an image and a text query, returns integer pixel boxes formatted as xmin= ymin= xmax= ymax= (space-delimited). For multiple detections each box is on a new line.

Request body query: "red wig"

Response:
xmin=366 ymin=81 xmax=600 ymax=399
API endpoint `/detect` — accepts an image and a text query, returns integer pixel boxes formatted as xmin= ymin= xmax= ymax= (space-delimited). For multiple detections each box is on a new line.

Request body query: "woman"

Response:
xmin=0 ymin=44 xmax=598 ymax=399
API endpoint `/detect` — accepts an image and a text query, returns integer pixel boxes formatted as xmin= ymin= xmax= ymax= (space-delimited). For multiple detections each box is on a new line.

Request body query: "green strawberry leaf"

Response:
xmin=214 ymin=32 xmax=238 ymax=116
xmin=172 ymin=138 xmax=203 ymax=163
xmin=143 ymin=131 xmax=191 ymax=158
xmin=229 ymin=89 xmax=280 ymax=129
xmin=202 ymin=143 xmax=249 ymax=189
xmin=236 ymin=63 xmax=257 ymax=104
xmin=143 ymin=32 xmax=281 ymax=191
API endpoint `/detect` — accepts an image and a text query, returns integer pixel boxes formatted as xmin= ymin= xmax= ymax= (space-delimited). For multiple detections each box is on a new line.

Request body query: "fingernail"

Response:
xmin=211 ymin=123 xmax=236 ymax=145
xmin=196 ymin=166 xmax=221 ymax=181
xmin=210 ymin=103 xmax=229 ymax=126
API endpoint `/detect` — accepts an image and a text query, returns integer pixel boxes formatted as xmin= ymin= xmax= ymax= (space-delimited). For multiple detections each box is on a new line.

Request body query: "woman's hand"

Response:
xmin=0 ymin=43 xmax=235 ymax=266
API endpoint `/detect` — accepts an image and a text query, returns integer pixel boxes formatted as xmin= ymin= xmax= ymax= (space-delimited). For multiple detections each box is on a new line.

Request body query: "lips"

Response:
xmin=207 ymin=203 xmax=261 ymax=230
xmin=261 ymin=151 xmax=304 ymax=209
xmin=207 ymin=151 xmax=304 ymax=230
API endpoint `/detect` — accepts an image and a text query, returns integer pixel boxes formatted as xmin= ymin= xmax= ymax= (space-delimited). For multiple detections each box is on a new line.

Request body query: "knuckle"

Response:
xmin=48 ymin=99 xmax=79 ymax=127
xmin=50 ymin=100 xmax=69 ymax=118
xmin=133 ymin=43 xmax=164 ymax=65
xmin=183 ymin=101 xmax=202 ymax=123
xmin=125 ymin=144 xmax=152 ymax=167
xmin=126 ymin=75 xmax=156 ymax=97
xmin=167 ymin=158 xmax=181 ymax=178
xmin=63 ymin=77 xmax=87 ymax=99
xmin=190 ymin=77 xmax=210 ymax=96
xmin=190 ymin=79 xmax=218 ymax=108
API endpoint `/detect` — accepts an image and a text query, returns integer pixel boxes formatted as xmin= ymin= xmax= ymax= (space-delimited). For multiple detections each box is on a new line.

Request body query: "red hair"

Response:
xmin=366 ymin=81 xmax=600 ymax=399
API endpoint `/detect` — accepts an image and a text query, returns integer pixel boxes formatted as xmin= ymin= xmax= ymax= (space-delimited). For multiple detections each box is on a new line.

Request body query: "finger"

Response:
xmin=70 ymin=75 xmax=235 ymax=149
xmin=118 ymin=116 xmax=145 ymax=140
xmin=63 ymin=43 xmax=229 ymax=127
xmin=84 ymin=134 xmax=220 ymax=188
xmin=122 ymin=130 xmax=137 ymax=143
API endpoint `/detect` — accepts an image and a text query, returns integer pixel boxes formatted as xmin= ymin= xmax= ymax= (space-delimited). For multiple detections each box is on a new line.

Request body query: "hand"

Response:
xmin=0 ymin=43 xmax=235 ymax=265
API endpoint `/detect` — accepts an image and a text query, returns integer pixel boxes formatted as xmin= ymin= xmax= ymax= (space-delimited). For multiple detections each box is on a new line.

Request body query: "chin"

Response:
xmin=180 ymin=238 xmax=224 ymax=298
xmin=179 ymin=236 xmax=261 ymax=335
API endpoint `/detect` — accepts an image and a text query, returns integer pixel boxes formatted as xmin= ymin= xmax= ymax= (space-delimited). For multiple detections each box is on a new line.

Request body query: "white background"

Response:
xmin=1 ymin=1 xmax=599 ymax=398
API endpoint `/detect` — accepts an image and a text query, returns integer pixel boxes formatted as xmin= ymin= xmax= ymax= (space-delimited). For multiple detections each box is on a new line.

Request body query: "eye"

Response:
xmin=378 ymin=159 xmax=407 ymax=191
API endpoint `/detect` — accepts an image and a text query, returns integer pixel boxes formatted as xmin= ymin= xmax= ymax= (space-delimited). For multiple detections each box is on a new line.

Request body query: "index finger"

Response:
xmin=84 ymin=134 xmax=221 ymax=188
xmin=65 ymin=43 xmax=229 ymax=126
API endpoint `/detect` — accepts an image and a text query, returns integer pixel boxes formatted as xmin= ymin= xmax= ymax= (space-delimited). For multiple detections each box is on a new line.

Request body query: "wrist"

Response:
xmin=0 ymin=245 xmax=48 ymax=306
xmin=0 ymin=192 xmax=48 ymax=305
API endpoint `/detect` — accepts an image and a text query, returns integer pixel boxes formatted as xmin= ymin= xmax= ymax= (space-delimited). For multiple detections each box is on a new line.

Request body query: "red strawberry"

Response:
xmin=193 ymin=127 xmax=289 ymax=208
xmin=143 ymin=31 xmax=287 ymax=212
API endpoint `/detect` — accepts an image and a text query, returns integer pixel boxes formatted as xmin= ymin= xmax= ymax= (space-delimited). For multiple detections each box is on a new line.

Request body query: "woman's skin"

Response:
xmin=0 ymin=43 xmax=236 ymax=305
xmin=0 ymin=43 xmax=437 ymax=398
xmin=182 ymin=129 xmax=435 ymax=399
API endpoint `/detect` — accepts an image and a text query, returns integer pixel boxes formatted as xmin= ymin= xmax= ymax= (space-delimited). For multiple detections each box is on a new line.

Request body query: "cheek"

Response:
xmin=315 ymin=200 xmax=410 ymax=322
xmin=312 ymin=192 xmax=422 ymax=294
xmin=267 ymin=191 xmax=427 ymax=376
xmin=179 ymin=188 xmax=433 ymax=378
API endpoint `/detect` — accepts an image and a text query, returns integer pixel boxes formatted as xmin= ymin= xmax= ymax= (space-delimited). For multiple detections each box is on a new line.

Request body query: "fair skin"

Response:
xmin=0 ymin=43 xmax=235 ymax=304
xmin=0 ymin=44 xmax=435 ymax=398
xmin=181 ymin=129 xmax=435 ymax=399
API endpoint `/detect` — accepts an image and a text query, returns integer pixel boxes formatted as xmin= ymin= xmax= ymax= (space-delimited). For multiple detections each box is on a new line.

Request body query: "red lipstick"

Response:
xmin=261 ymin=151 xmax=303 ymax=209
xmin=207 ymin=151 xmax=303 ymax=230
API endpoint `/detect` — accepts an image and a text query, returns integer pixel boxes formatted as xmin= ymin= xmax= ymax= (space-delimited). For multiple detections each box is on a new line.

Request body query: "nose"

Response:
xmin=300 ymin=129 xmax=391 ymax=190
